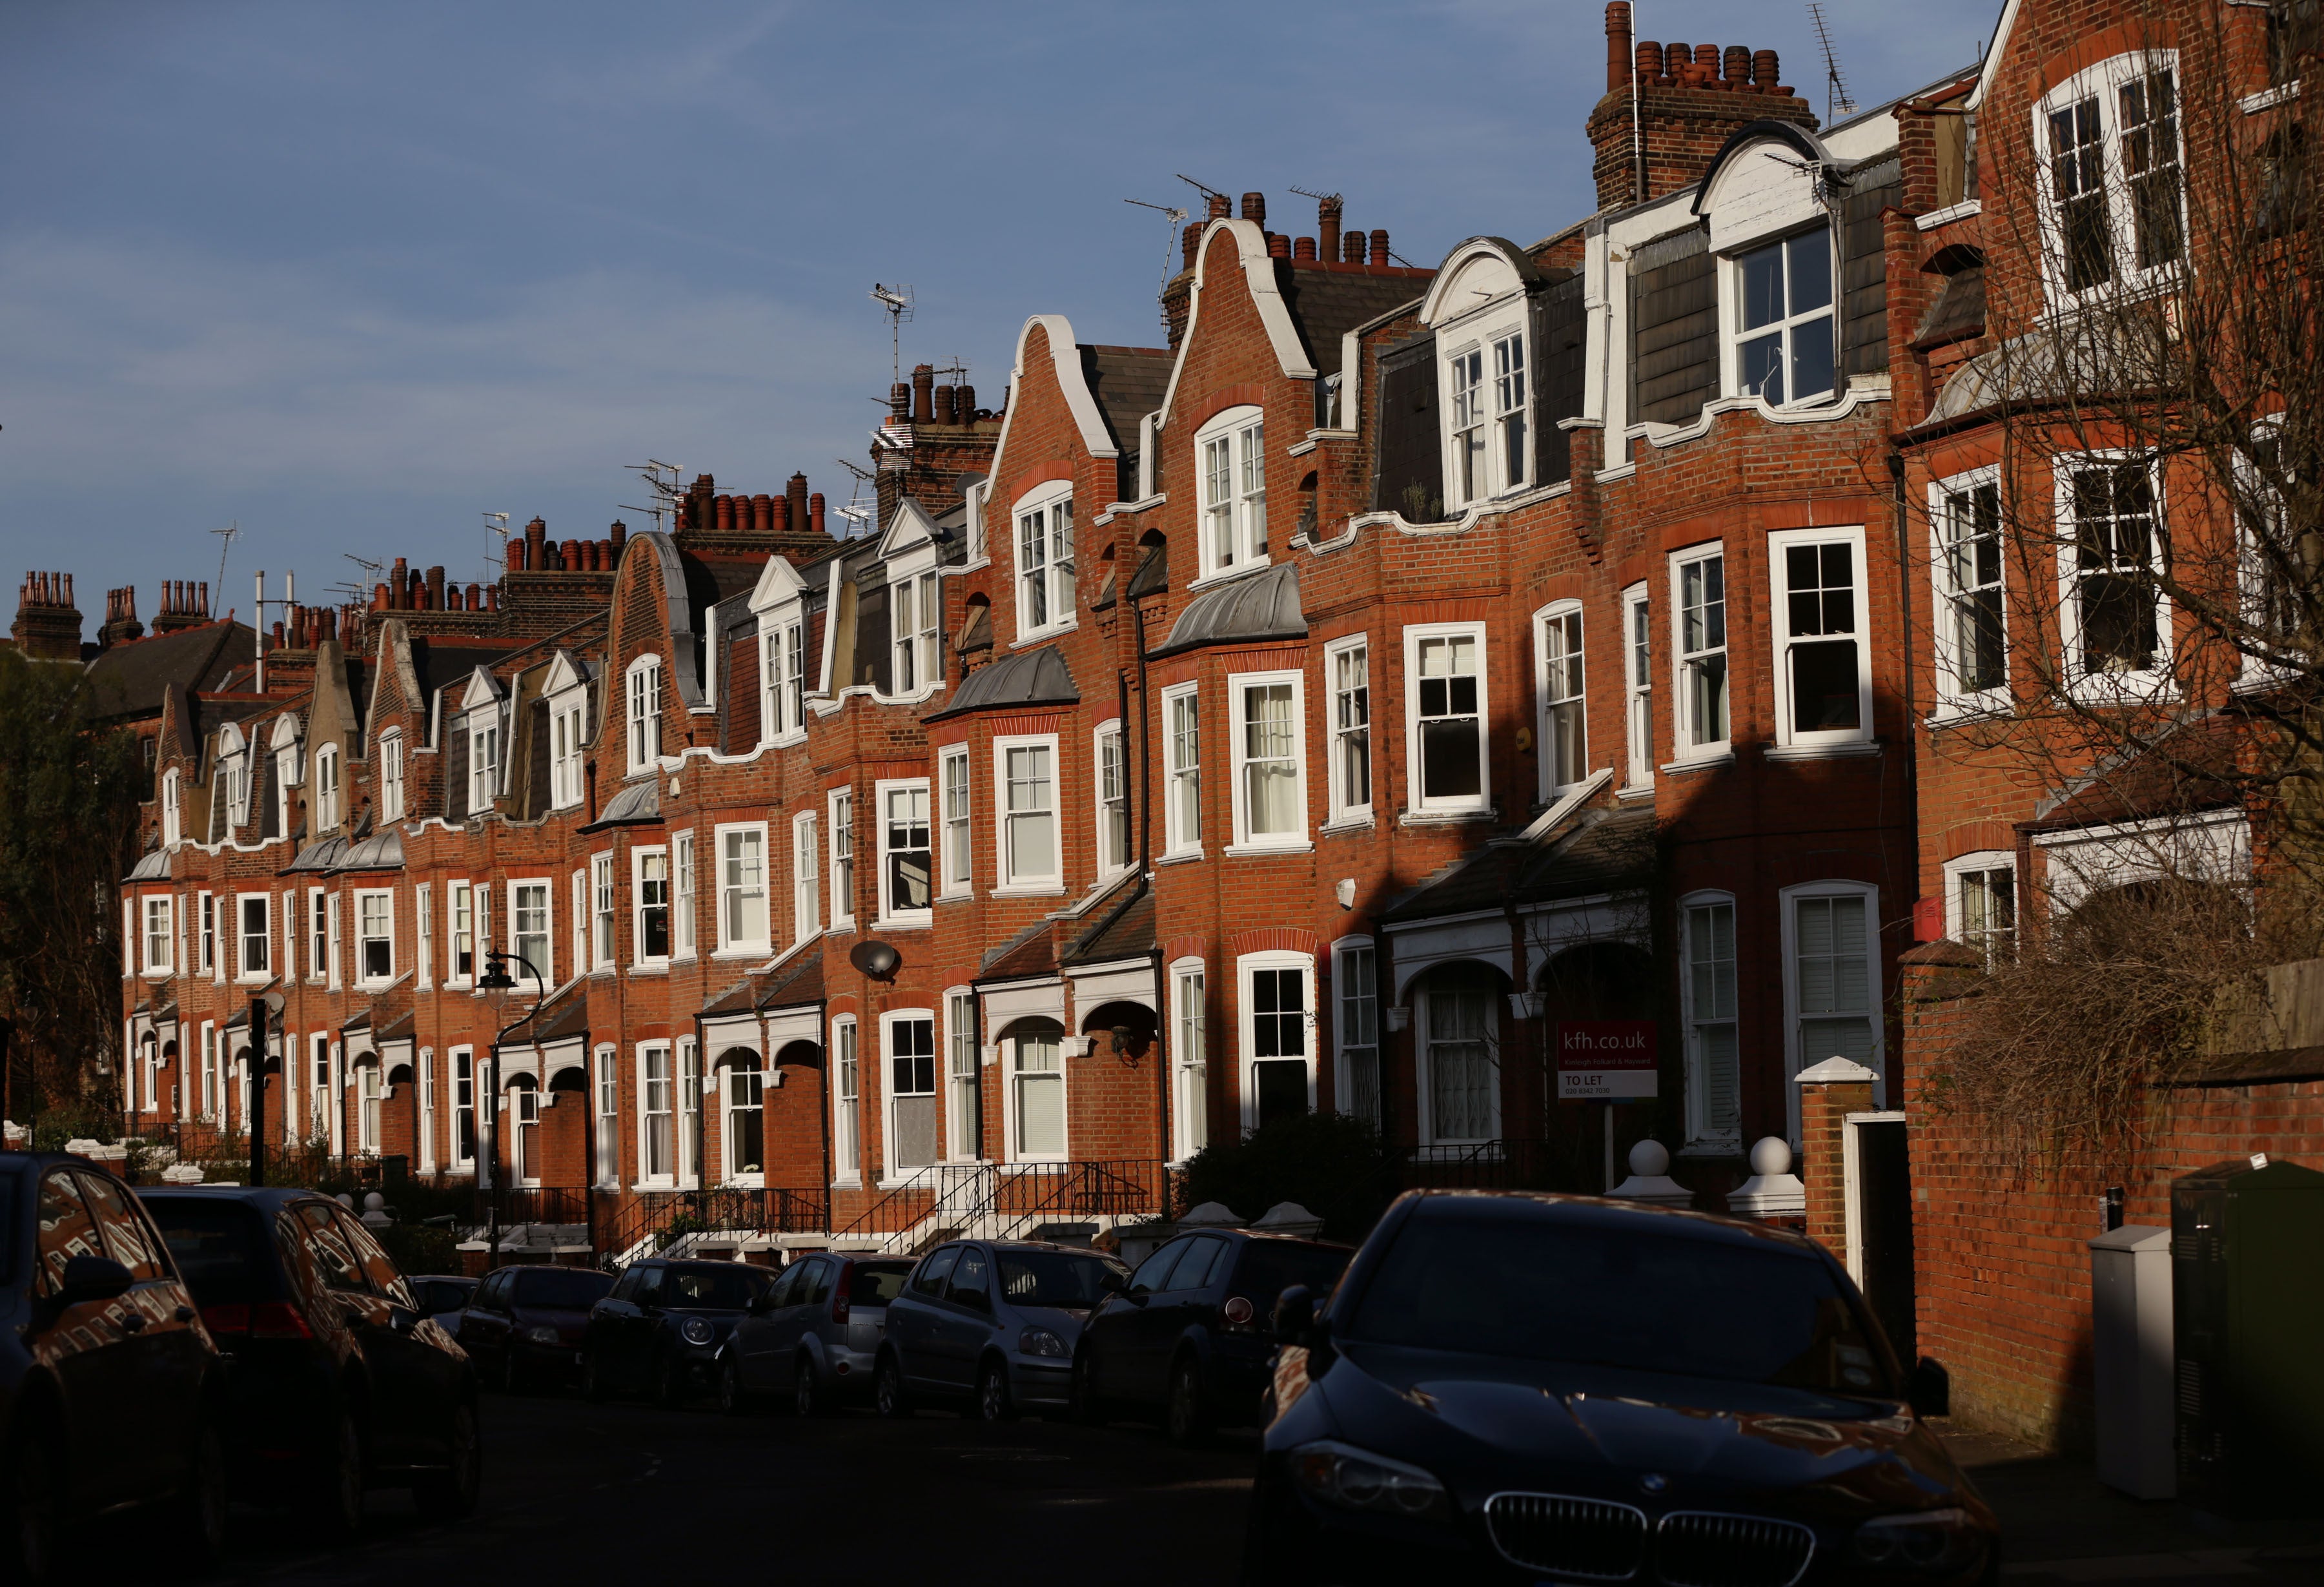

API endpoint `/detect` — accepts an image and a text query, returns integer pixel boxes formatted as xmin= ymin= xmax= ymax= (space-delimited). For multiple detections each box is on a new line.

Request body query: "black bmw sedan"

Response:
xmin=1243 ymin=1190 xmax=1996 ymax=1587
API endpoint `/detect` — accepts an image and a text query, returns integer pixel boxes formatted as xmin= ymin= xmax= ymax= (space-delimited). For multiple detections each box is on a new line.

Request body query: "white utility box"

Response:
xmin=2090 ymin=1223 xmax=2174 ymax=1499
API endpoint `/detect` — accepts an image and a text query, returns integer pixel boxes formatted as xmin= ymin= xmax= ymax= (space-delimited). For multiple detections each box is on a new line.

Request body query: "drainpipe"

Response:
xmin=1888 ymin=450 xmax=1921 ymax=932
xmin=813 ymin=998 xmax=832 ymax=1227
xmin=578 ymin=1025 xmax=595 ymax=1261
xmin=691 ymin=1012 xmax=708 ymax=1204
xmin=1130 ymin=588 xmax=1168 ymax=1167
xmin=969 ymin=990 xmax=987 ymax=1163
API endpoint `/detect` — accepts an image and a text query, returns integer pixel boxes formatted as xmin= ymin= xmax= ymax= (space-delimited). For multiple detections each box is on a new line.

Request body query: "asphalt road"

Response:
xmin=182 ymin=1384 xmax=1258 ymax=1585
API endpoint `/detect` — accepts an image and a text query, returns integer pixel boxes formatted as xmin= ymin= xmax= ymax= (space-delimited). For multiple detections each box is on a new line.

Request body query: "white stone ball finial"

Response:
xmin=1627 ymin=1138 xmax=1671 ymax=1178
xmin=1749 ymin=1136 xmax=1793 ymax=1177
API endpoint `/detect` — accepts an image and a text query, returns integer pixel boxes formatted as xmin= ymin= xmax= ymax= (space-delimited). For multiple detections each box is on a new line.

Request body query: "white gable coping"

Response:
xmin=1157 ymin=218 xmax=1319 ymax=429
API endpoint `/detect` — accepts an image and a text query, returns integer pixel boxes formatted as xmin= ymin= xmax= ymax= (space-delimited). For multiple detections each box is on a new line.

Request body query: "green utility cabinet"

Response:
xmin=2172 ymin=1156 xmax=2324 ymax=1513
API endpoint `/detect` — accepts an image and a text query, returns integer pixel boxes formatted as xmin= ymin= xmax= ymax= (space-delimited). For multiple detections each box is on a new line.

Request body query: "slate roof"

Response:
xmin=336 ymin=828 xmax=404 ymax=873
xmin=1276 ymin=263 xmax=1434 ymax=380
xmin=930 ymin=643 xmax=1077 ymax=719
xmin=1152 ymin=563 xmax=1305 ymax=656
xmin=1911 ymin=266 xmax=1984 ymax=352
xmin=283 ymin=835 xmax=349 ymax=874
xmin=954 ymin=601 xmax=992 ymax=655
xmin=1125 ymin=542 xmax=1168 ymax=600
xmin=84 ymin=621 xmax=256 ymax=722
xmin=1381 ymin=808 xmax=1658 ymax=925
xmin=1062 ymin=882 xmax=1155 ymax=967
xmin=979 ymin=916 xmax=1058 ymax=982
xmin=2026 ymin=713 xmax=2245 ymax=832
xmin=1081 ymin=345 xmax=1173 ymax=453
xmin=580 ymin=777 xmax=662 ymax=832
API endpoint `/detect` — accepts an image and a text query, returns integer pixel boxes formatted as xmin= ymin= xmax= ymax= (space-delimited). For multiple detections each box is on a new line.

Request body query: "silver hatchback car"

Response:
xmin=718 ymin=1252 xmax=913 ymax=1415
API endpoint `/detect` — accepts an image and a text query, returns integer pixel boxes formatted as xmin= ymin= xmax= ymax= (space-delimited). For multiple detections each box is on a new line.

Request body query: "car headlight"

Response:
xmin=525 ymin=1325 xmax=560 ymax=1346
xmin=678 ymin=1316 xmax=716 ymax=1347
xmin=1018 ymin=1327 xmax=1069 ymax=1358
xmin=1852 ymin=1508 xmax=1988 ymax=1572
xmin=1289 ymin=1439 xmax=1452 ymax=1523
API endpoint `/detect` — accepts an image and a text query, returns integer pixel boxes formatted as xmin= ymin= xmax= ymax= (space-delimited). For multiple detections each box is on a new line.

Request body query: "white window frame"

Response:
xmin=759 ymin=613 xmax=808 ymax=746
xmin=356 ymin=1061 xmax=382 ymax=1156
xmin=2055 ymin=450 xmax=2174 ymax=699
xmin=160 ymin=769 xmax=181 ymax=846
xmin=1442 ymin=320 xmax=1530 ymax=509
xmin=671 ymin=830 xmax=697 ymax=959
xmin=591 ymin=851 xmax=617 ymax=970
xmin=446 ymin=880 xmax=474 ymax=987
xmin=1011 ymin=480 xmax=1077 ymax=642
xmin=549 ymin=693 xmax=586 ymax=810
xmin=2035 ymin=51 xmax=2186 ymax=313
xmin=1002 ymin=1018 xmax=1070 ymax=1165
xmin=1331 ymin=937 xmax=1380 ymax=1132
xmin=875 ymin=778 xmax=934 ymax=928
xmin=939 ymin=745 xmax=973 ymax=897
xmin=1169 ymin=958 xmax=1208 ymax=1163
xmin=467 ymin=711 xmax=498 ymax=815
xmin=1162 ymin=683 xmax=1203 ymax=856
xmin=379 ymin=730 xmax=405 ymax=823
xmin=831 ymin=1016 xmax=862 ymax=1183
xmin=141 ymin=894 xmax=172 ymax=976
xmin=197 ymin=890 xmax=215 ymax=978
xmin=2236 ymin=417 xmax=2299 ymax=684
xmin=625 ymin=655 xmax=664 ymax=775
xmin=418 ymin=1048 xmax=437 ymax=1172
xmin=313 ymin=743 xmax=341 ymax=831
xmin=1094 ymin=721 xmax=1131 ymax=877
xmin=569 ymin=870 xmax=586 ymax=983
xmin=508 ymin=877 xmax=553 ymax=987
xmin=1679 ymin=890 xmax=1742 ymax=1151
xmin=632 ymin=845 xmax=671 ymax=968
xmin=1723 ymin=226 xmax=1839 ymax=408
xmin=992 ymin=735 xmax=1062 ymax=894
xmin=1943 ymin=850 xmax=2019 ymax=967
xmin=1669 ymin=546 xmax=1731 ymax=761
xmin=828 ymin=790 xmax=857 ymax=928
xmin=1768 ymin=524 xmax=1873 ymax=750
xmin=1779 ymin=879 xmax=1887 ymax=1137
xmin=791 ymin=812 xmax=820 ymax=939
xmin=1930 ymin=466 xmax=2010 ymax=716
xmin=637 ymin=1040 xmax=677 ymax=1188
xmin=715 ymin=823 xmax=771 ymax=957
xmin=354 ymin=887 xmax=394 ymax=987
xmin=593 ymin=1045 xmax=620 ymax=1188
xmin=1236 ymin=950 xmax=1316 ymax=1132
xmin=890 ymin=568 xmax=942 ymax=695
xmin=311 ymin=889 xmax=330 ymax=985
xmin=416 ymin=883 xmax=433 ymax=991
xmin=879 ymin=1008 xmax=939 ymax=1183
xmin=235 ymin=892 xmax=270 ymax=982
xmin=450 ymin=1046 xmax=476 ymax=1171
xmin=722 ymin=1052 xmax=766 ymax=1186
xmin=1325 ymin=636 xmax=1372 ymax=824
xmin=1533 ymin=599 xmax=1588 ymax=799
xmin=274 ymin=744 xmax=298 ymax=837
xmin=944 ymin=988 xmax=981 ymax=1163
xmin=1404 ymin=622 xmax=1491 ymax=814
xmin=1227 ymin=671 xmax=1310 ymax=851
xmin=1416 ymin=968 xmax=1501 ymax=1147
xmin=286 ymin=888 xmax=301 ymax=990
xmin=1193 ymin=405 xmax=1269 ymax=582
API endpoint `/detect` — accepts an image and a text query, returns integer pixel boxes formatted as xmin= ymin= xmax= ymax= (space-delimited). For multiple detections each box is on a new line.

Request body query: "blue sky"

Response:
xmin=0 ymin=1 xmax=1989 ymax=624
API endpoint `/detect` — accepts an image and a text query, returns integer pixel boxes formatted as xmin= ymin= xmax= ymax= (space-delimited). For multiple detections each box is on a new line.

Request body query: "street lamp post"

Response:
xmin=477 ymin=951 xmax=545 ymax=1265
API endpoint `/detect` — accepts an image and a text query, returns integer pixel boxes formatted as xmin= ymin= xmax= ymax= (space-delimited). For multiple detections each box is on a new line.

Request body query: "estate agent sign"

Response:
xmin=1556 ymin=1020 xmax=1657 ymax=1100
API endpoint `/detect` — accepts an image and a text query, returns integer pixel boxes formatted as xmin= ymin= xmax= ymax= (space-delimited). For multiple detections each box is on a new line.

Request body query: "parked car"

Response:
xmin=719 ymin=1252 xmax=912 ymax=1416
xmin=582 ymin=1259 xmax=775 ymax=1408
xmin=877 ymin=1240 xmax=1129 ymax=1422
xmin=1241 ymin=1189 xmax=1993 ymax=1586
xmin=3 ymin=1153 xmax=229 ymax=1580
xmin=410 ymin=1273 xmax=478 ymax=1333
xmin=139 ymin=1185 xmax=482 ymax=1538
xmin=458 ymin=1265 xmax=615 ymax=1393
xmin=1075 ymin=1227 xmax=1351 ymax=1442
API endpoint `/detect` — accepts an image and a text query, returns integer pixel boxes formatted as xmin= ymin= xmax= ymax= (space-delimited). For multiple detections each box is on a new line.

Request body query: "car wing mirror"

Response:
xmin=1099 ymin=1269 xmax=1128 ymax=1294
xmin=1272 ymin=1284 xmax=1316 ymax=1347
xmin=744 ymin=1294 xmax=771 ymax=1316
xmin=59 ymin=1254 xmax=136 ymax=1306
xmin=1908 ymin=1356 xmax=1951 ymax=1418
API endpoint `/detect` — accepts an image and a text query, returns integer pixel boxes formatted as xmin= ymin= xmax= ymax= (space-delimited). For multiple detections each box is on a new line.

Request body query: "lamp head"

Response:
xmin=478 ymin=956 xmax=519 ymax=993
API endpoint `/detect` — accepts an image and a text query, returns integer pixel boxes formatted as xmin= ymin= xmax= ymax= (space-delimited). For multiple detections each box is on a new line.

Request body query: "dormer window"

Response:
xmin=161 ymin=769 xmax=181 ymax=846
xmin=550 ymin=695 xmax=584 ymax=810
xmin=1446 ymin=331 xmax=1528 ymax=506
xmin=379 ymin=732 xmax=405 ymax=822
xmin=1014 ymin=485 xmax=1075 ymax=639
xmin=469 ymin=715 xmax=498 ymax=814
xmin=274 ymin=744 xmax=299 ymax=836
xmin=2040 ymin=56 xmax=2183 ymax=304
xmin=760 ymin=615 xmax=806 ymax=742
xmin=1195 ymin=407 xmax=1267 ymax=579
xmin=227 ymin=751 xmax=249 ymax=828
xmin=1731 ymin=230 xmax=1834 ymax=406
xmin=314 ymin=744 xmax=341 ymax=830
xmin=892 ymin=571 xmax=939 ymax=692
xmin=626 ymin=657 xmax=662 ymax=775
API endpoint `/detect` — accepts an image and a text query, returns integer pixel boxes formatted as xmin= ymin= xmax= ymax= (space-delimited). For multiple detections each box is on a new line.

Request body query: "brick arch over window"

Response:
xmin=1185 ymin=384 xmax=1270 ymax=434
xmin=1006 ymin=462 xmax=1075 ymax=505
xmin=1230 ymin=927 xmax=1318 ymax=959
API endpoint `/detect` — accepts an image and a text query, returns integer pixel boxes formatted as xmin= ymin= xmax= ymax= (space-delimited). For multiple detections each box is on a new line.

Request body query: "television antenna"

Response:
xmin=1174 ymin=174 xmax=1225 ymax=206
xmin=209 ymin=522 xmax=240 ymax=618
xmin=871 ymin=283 xmax=913 ymax=387
xmin=1125 ymin=197 xmax=1191 ymax=304
xmin=621 ymin=459 xmax=686 ymax=532
xmin=481 ymin=511 xmax=509 ymax=580
xmin=1808 ymin=3 xmax=1857 ymax=121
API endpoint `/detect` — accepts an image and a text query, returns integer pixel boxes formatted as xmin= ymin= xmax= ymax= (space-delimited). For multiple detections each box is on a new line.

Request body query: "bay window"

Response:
xmin=1407 ymin=626 xmax=1487 ymax=811
xmin=1164 ymin=685 xmax=1201 ymax=854
xmin=1230 ymin=674 xmax=1307 ymax=848
xmin=880 ymin=781 xmax=933 ymax=923
xmin=830 ymin=792 xmax=855 ymax=926
xmin=1096 ymin=725 xmax=1130 ymax=875
xmin=1770 ymin=527 xmax=1871 ymax=748
xmin=940 ymin=746 xmax=972 ymax=895
xmin=1536 ymin=602 xmax=1586 ymax=795
xmin=356 ymin=890 xmax=392 ymax=984
xmin=885 ymin=1013 xmax=938 ymax=1176
xmin=1171 ymin=963 xmax=1208 ymax=1161
xmin=591 ymin=852 xmax=616 ymax=969
xmin=718 ymin=825 xmax=770 ymax=954
xmin=793 ymin=812 xmax=820 ymax=938
xmin=1195 ymin=406 xmax=1267 ymax=578
xmin=1673 ymin=549 xmax=1729 ymax=757
xmin=1327 ymin=639 xmax=1371 ymax=821
xmin=634 ymin=846 xmax=670 ymax=965
xmin=1682 ymin=894 xmax=1741 ymax=1147
xmin=1934 ymin=472 xmax=2008 ymax=710
xmin=2060 ymin=456 xmax=2168 ymax=689
xmin=995 ymin=739 xmax=1059 ymax=890
xmin=673 ymin=832 xmax=697 ymax=957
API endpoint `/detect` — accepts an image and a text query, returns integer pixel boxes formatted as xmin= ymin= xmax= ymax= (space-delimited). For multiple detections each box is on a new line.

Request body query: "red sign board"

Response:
xmin=1556 ymin=1020 xmax=1658 ymax=1100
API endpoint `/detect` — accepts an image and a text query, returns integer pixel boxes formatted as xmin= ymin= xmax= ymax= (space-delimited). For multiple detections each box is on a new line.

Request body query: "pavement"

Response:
xmin=1939 ymin=1425 xmax=2324 ymax=1587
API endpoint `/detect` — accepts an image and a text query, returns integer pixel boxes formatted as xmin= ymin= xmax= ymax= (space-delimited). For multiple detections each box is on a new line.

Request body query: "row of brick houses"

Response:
xmin=23 ymin=0 xmax=2318 ymax=1451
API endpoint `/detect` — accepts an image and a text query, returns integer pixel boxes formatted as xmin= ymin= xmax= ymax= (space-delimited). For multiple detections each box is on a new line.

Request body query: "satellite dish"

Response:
xmin=849 ymin=939 xmax=901 ymax=979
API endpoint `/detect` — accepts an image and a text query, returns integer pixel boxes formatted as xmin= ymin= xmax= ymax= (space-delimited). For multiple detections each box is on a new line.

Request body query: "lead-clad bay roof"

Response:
xmin=929 ymin=644 xmax=1078 ymax=720
xmin=580 ymin=777 xmax=661 ymax=833
xmin=1381 ymin=808 xmax=1658 ymax=925
xmin=1152 ymin=562 xmax=1306 ymax=657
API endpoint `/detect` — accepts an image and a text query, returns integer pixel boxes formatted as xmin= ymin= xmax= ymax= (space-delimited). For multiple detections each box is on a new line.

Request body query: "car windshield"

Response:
xmin=850 ymin=1263 xmax=911 ymax=1307
xmin=418 ymin=1279 xmax=474 ymax=1313
xmin=995 ymin=1249 xmax=1128 ymax=1309
xmin=1231 ymin=1240 xmax=1352 ymax=1307
xmin=515 ymin=1270 xmax=615 ymax=1309
xmin=1345 ymin=1210 xmax=1894 ymax=1397
xmin=145 ymin=1198 xmax=272 ymax=1305
xmin=663 ymin=1266 xmax=770 ymax=1309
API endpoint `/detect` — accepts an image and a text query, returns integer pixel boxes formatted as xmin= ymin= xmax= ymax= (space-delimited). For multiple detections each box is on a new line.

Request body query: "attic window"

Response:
xmin=626 ymin=657 xmax=663 ymax=775
xmin=1731 ymin=230 xmax=1834 ymax=406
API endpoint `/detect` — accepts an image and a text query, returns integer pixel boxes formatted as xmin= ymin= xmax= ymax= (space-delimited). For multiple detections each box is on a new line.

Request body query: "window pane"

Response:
xmin=1788 ymin=312 xmax=1835 ymax=402
xmin=1786 ymin=231 xmax=1831 ymax=313
xmin=1740 ymin=244 xmax=1783 ymax=331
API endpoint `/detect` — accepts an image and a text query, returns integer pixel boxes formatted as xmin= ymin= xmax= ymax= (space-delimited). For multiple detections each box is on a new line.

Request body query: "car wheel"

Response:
xmin=581 ymin=1350 xmax=611 ymax=1404
xmin=1167 ymin=1355 xmax=1213 ymax=1447
xmin=414 ymin=1401 xmax=482 ymax=1520
xmin=312 ymin=1407 xmax=365 ymax=1541
xmin=793 ymin=1356 xmax=824 ymax=1418
xmin=171 ymin=1415 xmax=231 ymax=1568
xmin=718 ymin=1356 xmax=751 ymax=1418
xmin=873 ymin=1353 xmax=912 ymax=1419
xmin=6 ymin=1424 xmax=61 ymax=1585
xmin=976 ymin=1358 xmax=1017 ymax=1423
xmin=1069 ymin=1347 xmax=1106 ymax=1426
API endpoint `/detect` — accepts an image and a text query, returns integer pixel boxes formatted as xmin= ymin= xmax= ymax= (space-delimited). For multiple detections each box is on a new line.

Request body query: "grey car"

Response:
xmin=875 ymin=1240 xmax=1129 ymax=1422
xmin=718 ymin=1253 xmax=912 ymax=1416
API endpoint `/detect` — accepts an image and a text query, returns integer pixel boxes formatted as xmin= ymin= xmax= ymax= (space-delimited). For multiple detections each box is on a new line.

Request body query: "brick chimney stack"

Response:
xmin=1587 ymin=1 xmax=1813 ymax=212
xmin=153 ymin=580 xmax=209 ymax=636
xmin=100 ymin=586 xmax=144 ymax=650
xmin=13 ymin=570 xmax=83 ymax=659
